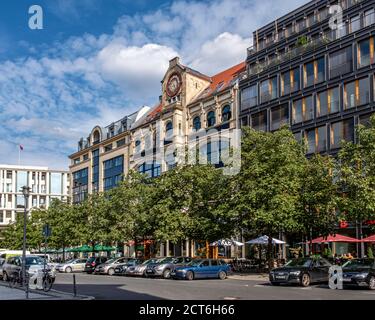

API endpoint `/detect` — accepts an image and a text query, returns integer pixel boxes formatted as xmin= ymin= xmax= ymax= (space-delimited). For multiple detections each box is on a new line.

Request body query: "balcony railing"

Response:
xmin=247 ymin=0 xmax=367 ymax=56
xmin=248 ymin=11 xmax=375 ymax=77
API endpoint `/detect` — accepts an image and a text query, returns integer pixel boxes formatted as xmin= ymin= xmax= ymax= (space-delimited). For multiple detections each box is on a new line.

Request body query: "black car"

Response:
xmin=269 ymin=257 xmax=332 ymax=287
xmin=342 ymin=258 xmax=375 ymax=290
xmin=84 ymin=257 xmax=108 ymax=274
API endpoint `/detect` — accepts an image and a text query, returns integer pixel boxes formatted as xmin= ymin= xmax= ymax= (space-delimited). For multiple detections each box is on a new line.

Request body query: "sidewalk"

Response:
xmin=228 ymin=273 xmax=269 ymax=281
xmin=0 ymin=281 xmax=93 ymax=300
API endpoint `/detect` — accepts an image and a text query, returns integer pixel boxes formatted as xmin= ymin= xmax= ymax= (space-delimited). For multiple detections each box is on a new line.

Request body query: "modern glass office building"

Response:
xmin=0 ymin=165 xmax=69 ymax=231
xmin=239 ymin=0 xmax=375 ymax=248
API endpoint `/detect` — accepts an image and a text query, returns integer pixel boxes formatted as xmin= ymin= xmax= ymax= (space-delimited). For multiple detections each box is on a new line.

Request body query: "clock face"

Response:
xmin=166 ymin=73 xmax=182 ymax=97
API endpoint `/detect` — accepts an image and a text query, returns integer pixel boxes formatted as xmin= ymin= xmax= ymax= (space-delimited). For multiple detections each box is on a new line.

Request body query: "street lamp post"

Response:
xmin=21 ymin=186 xmax=31 ymax=299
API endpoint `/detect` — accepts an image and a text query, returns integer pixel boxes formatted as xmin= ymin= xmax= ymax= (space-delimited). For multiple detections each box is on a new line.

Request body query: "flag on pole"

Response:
xmin=19 ymin=145 xmax=24 ymax=151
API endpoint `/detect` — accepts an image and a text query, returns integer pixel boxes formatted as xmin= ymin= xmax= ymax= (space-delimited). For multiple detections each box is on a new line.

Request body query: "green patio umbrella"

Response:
xmin=94 ymin=244 xmax=116 ymax=251
xmin=75 ymin=244 xmax=95 ymax=252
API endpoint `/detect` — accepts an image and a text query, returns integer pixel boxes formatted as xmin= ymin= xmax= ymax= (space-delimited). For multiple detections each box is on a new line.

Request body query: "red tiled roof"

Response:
xmin=146 ymin=102 xmax=162 ymax=122
xmin=191 ymin=61 xmax=246 ymax=103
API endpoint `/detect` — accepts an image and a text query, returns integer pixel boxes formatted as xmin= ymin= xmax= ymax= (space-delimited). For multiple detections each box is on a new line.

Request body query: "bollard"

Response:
xmin=73 ymin=274 xmax=77 ymax=297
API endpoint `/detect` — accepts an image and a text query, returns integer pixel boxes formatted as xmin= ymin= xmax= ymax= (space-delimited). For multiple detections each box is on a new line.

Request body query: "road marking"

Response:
xmin=223 ymin=296 xmax=240 ymax=300
xmin=254 ymin=284 xmax=312 ymax=290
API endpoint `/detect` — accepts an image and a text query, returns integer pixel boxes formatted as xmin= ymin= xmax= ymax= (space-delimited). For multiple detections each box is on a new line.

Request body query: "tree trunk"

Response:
xmin=267 ymin=235 xmax=274 ymax=271
xmin=63 ymin=246 xmax=65 ymax=263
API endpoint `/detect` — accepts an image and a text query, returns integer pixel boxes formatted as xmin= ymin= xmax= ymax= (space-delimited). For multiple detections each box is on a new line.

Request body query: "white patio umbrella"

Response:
xmin=246 ymin=235 xmax=285 ymax=245
xmin=210 ymin=239 xmax=245 ymax=247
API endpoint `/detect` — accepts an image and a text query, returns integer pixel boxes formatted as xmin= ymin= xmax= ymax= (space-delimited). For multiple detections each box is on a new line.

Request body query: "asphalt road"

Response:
xmin=53 ymin=273 xmax=375 ymax=300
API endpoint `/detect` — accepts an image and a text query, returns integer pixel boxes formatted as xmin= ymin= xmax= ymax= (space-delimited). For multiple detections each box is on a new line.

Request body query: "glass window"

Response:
xmin=305 ymin=126 xmax=327 ymax=154
xmin=330 ymin=119 xmax=354 ymax=149
xmin=50 ymin=173 xmax=62 ymax=195
xmin=344 ymin=78 xmax=370 ymax=109
xmin=281 ymin=68 xmax=299 ymax=95
xmin=117 ymin=139 xmax=126 ymax=148
xmin=358 ymin=38 xmax=374 ymax=68
xmin=271 ymin=105 xmax=289 ymax=131
xmin=304 ymin=58 xmax=325 ymax=87
xmin=207 ymin=111 xmax=216 ymax=127
xmin=364 ymin=9 xmax=375 ymax=27
xmin=16 ymin=171 xmax=28 ymax=193
xmin=317 ymin=87 xmax=340 ymax=117
xmin=260 ymin=77 xmax=278 ymax=103
xmin=359 ymin=113 xmax=374 ymax=127
xmin=166 ymin=121 xmax=173 ymax=137
xmin=350 ymin=15 xmax=361 ymax=33
xmin=241 ymin=117 xmax=249 ymax=128
xmin=329 ymin=47 xmax=353 ymax=78
xmin=104 ymin=144 xmax=112 ymax=152
xmin=193 ymin=116 xmax=201 ymax=131
xmin=138 ymin=162 xmax=161 ymax=178
xmin=221 ymin=105 xmax=231 ymax=122
xmin=292 ymin=96 xmax=314 ymax=124
xmin=241 ymin=85 xmax=258 ymax=110
xmin=251 ymin=111 xmax=267 ymax=132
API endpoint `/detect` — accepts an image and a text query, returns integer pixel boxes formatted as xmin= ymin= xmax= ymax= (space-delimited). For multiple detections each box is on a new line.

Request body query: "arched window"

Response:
xmin=193 ymin=116 xmax=201 ymax=131
xmin=207 ymin=111 xmax=216 ymax=127
xmin=93 ymin=130 xmax=100 ymax=144
xmin=222 ymin=105 xmax=232 ymax=122
xmin=165 ymin=121 xmax=173 ymax=145
xmin=166 ymin=121 xmax=173 ymax=136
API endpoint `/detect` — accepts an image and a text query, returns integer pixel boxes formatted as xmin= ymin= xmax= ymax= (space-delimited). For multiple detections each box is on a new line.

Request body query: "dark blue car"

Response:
xmin=171 ymin=259 xmax=231 ymax=280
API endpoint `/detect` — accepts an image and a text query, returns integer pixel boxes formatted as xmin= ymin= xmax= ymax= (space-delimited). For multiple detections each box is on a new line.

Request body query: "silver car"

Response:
xmin=145 ymin=257 xmax=192 ymax=279
xmin=2 ymin=255 xmax=56 ymax=281
xmin=56 ymin=258 xmax=87 ymax=273
xmin=0 ymin=259 xmax=5 ymax=280
xmin=125 ymin=258 xmax=160 ymax=277
xmin=94 ymin=257 xmax=130 ymax=276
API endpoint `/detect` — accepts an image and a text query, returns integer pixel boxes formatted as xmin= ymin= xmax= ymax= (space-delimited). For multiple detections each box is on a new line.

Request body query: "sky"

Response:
xmin=0 ymin=0 xmax=308 ymax=170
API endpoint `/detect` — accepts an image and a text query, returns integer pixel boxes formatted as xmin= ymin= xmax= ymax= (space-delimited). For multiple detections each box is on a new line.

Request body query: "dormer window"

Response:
xmin=93 ymin=130 xmax=100 ymax=144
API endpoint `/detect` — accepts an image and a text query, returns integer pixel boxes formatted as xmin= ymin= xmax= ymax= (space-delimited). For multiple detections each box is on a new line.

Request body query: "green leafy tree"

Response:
xmin=232 ymin=127 xmax=306 ymax=269
xmin=108 ymin=171 xmax=156 ymax=252
xmin=299 ymin=154 xmax=339 ymax=252
xmin=44 ymin=199 xmax=80 ymax=260
xmin=337 ymin=115 xmax=375 ymax=230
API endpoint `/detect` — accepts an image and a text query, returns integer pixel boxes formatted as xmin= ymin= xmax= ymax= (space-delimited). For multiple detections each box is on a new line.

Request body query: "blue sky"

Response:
xmin=0 ymin=0 xmax=308 ymax=170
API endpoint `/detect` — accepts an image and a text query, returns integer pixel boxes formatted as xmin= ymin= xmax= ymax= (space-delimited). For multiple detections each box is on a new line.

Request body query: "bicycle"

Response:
xmin=40 ymin=269 xmax=54 ymax=292
xmin=8 ymin=270 xmax=29 ymax=289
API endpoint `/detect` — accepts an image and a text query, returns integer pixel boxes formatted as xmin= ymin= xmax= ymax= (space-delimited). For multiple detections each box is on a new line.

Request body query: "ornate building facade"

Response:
xmin=68 ymin=57 xmax=245 ymax=257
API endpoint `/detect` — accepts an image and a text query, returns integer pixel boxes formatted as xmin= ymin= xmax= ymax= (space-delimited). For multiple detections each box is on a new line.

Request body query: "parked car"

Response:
xmin=0 ymin=259 xmax=5 ymax=280
xmin=171 ymin=259 xmax=231 ymax=280
xmin=125 ymin=258 xmax=160 ymax=277
xmin=84 ymin=257 xmax=108 ymax=274
xmin=269 ymin=257 xmax=332 ymax=287
xmin=342 ymin=258 xmax=375 ymax=290
xmin=114 ymin=259 xmax=143 ymax=276
xmin=94 ymin=257 xmax=132 ymax=275
xmin=56 ymin=258 xmax=87 ymax=273
xmin=2 ymin=255 xmax=56 ymax=282
xmin=146 ymin=257 xmax=192 ymax=279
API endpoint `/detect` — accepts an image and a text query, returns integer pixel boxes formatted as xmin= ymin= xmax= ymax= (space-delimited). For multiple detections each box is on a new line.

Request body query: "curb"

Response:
xmin=0 ymin=279 xmax=94 ymax=300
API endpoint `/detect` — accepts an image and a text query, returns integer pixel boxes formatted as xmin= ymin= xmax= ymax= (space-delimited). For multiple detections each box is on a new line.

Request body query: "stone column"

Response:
xmin=166 ymin=240 xmax=170 ymax=257
xmin=185 ymin=240 xmax=190 ymax=257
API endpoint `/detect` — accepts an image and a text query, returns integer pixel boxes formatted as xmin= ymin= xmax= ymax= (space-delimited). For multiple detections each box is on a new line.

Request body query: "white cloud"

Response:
xmin=97 ymin=43 xmax=178 ymax=100
xmin=190 ymin=32 xmax=250 ymax=75
xmin=0 ymin=0 xmax=310 ymax=169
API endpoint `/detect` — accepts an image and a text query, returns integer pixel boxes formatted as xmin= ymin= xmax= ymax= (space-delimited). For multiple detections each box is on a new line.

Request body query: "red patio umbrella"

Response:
xmin=361 ymin=235 xmax=375 ymax=242
xmin=311 ymin=234 xmax=360 ymax=243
